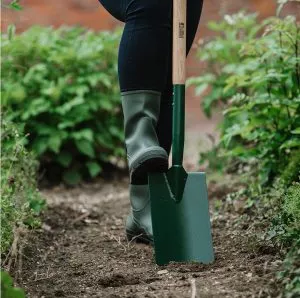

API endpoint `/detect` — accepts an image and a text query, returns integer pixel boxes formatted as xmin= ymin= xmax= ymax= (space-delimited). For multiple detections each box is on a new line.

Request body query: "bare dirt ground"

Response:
xmin=13 ymin=110 xmax=282 ymax=297
xmin=17 ymin=175 xmax=282 ymax=298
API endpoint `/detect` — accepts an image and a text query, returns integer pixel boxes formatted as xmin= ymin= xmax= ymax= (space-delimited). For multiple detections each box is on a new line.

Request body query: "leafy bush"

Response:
xmin=1 ymin=25 xmax=125 ymax=185
xmin=189 ymin=7 xmax=300 ymax=296
xmin=188 ymin=11 xmax=267 ymax=118
xmin=278 ymin=239 xmax=300 ymax=298
xmin=280 ymin=151 xmax=300 ymax=186
xmin=1 ymin=116 xmax=45 ymax=254
xmin=188 ymin=12 xmax=300 ymax=186
xmin=265 ymin=182 xmax=300 ymax=247
xmin=284 ymin=183 xmax=300 ymax=229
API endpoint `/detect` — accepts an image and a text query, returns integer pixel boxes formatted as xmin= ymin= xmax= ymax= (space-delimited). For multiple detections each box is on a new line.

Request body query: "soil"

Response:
xmin=15 ymin=176 xmax=282 ymax=298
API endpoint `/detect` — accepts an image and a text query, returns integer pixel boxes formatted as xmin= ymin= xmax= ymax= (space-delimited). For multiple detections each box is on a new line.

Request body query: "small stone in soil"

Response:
xmin=157 ymin=269 xmax=168 ymax=275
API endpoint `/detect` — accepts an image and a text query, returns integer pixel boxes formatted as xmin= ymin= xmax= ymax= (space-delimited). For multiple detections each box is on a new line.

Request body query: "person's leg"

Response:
xmin=118 ymin=0 xmax=172 ymax=92
xmin=98 ymin=0 xmax=204 ymax=169
xmin=118 ymin=0 xmax=174 ymax=185
xmin=115 ymin=1 xmax=174 ymax=244
xmin=97 ymin=0 xmax=126 ymax=22
xmin=157 ymin=0 xmax=204 ymax=155
xmin=98 ymin=0 xmax=174 ymax=243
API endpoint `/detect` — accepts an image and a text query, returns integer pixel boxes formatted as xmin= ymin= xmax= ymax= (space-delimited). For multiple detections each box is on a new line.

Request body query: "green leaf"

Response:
xmin=21 ymin=98 xmax=51 ymax=120
xmin=1 ymin=271 xmax=13 ymax=287
xmin=48 ymin=135 xmax=62 ymax=153
xmin=32 ymin=137 xmax=48 ymax=155
xmin=195 ymin=83 xmax=209 ymax=97
xmin=10 ymin=85 xmax=27 ymax=103
xmin=63 ymin=169 xmax=82 ymax=185
xmin=291 ymin=128 xmax=300 ymax=134
xmin=280 ymin=138 xmax=300 ymax=150
xmin=1 ymin=271 xmax=25 ymax=298
xmin=86 ymin=161 xmax=102 ymax=177
xmin=75 ymin=140 xmax=95 ymax=158
xmin=72 ymin=129 xmax=94 ymax=142
xmin=109 ymin=126 xmax=123 ymax=138
xmin=56 ymin=151 xmax=72 ymax=167
xmin=55 ymin=96 xmax=84 ymax=115
xmin=29 ymin=198 xmax=46 ymax=215
xmin=96 ymin=133 xmax=115 ymax=149
xmin=57 ymin=121 xmax=76 ymax=130
xmin=9 ymin=0 xmax=23 ymax=11
xmin=99 ymin=99 xmax=114 ymax=111
xmin=41 ymin=82 xmax=61 ymax=101
xmin=35 ymin=124 xmax=56 ymax=136
xmin=5 ymin=287 xmax=26 ymax=298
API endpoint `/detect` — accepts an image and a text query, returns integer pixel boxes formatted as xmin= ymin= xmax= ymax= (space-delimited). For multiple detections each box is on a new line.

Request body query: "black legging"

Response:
xmin=98 ymin=0 xmax=203 ymax=155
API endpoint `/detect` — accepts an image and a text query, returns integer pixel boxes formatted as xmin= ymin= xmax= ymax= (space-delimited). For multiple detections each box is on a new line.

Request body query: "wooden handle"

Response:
xmin=173 ymin=0 xmax=187 ymax=85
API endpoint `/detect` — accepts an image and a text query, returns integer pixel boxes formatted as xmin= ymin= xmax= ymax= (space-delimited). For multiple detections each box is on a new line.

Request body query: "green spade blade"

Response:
xmin=147 ymin=0 xmax=214 ymax=266
xmin=149 ymin=171 xmax=214 ymax=265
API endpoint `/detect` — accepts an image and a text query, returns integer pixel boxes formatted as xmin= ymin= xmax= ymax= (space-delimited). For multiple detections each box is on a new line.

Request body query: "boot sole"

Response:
xmin=131 ymin=157 xmax=168 ymax=184
xmin=126 ymin=229 xmax=153 ymax=245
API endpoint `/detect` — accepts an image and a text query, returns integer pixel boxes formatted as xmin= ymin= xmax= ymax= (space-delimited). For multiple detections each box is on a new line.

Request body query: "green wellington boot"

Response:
xmin=121 ymin=90 xmax=168 ymax=184
xmin=126 ymin=184 xmax=153 ymax=244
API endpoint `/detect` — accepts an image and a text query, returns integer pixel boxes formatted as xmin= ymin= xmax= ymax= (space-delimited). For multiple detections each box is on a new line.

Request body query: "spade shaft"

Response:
xmin=172 ymin=0 xmax=186 ymax=167
xmin=167 ymin=0 xmax=188 ymax=202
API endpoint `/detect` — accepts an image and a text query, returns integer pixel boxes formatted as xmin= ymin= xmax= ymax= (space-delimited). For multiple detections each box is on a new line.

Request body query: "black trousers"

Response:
xmin=98 ymin=0 xmax=203 ymax=155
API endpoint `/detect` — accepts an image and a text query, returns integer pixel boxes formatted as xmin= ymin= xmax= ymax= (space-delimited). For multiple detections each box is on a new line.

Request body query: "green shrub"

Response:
xmin=284 ymin=183 xmax=300 ymax=224
xmin=278 ymin=239 xmax=300 ymax=298
xmin=189 ymin=7 xmax=300 ymax=296
xmin=280 ymin=152 xmax=300 ymax=187
xmin=1 ymin=25 xmax=125 ymax=185
xmin=189 ymin=12 xmax=300 ymax=186
xmin=188 ymin=11 xmax=267 ymax=119
xmin=1 ymin=116 xmax=45 ymax=254
xmin=265 ymin=183 xmax=300 ymax=248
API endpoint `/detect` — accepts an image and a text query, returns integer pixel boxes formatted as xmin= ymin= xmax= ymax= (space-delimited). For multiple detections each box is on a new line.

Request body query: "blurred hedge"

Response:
xmin=1 ymin=25 xmax=125 ymax=185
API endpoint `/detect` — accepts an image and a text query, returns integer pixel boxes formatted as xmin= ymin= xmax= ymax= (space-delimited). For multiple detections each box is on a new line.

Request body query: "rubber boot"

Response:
xmin=126 ymin=184 xmax=153 ymax=244
xmin=121 ymin=90 xmax=168 ymax=184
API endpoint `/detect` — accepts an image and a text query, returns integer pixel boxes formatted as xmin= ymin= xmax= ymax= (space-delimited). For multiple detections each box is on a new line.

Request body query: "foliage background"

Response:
xmin=2 ymin=25 xmax=124 ymax=185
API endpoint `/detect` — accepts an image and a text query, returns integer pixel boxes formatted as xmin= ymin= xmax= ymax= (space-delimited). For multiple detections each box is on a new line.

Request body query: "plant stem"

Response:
xmin=294 ymin=26 xmax=300 ymax=90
